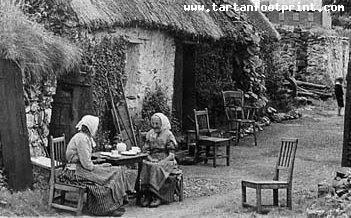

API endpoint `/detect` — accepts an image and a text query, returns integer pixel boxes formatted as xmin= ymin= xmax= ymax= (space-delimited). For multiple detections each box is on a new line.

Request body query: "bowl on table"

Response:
xmin=131 ymin=146 xmax=141 ymax=154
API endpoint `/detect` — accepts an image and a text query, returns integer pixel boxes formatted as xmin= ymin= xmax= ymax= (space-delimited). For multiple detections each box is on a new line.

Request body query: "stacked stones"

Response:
xmin=276 ymin=27 xmax=299 ymax=73
xmin=307 ymin=35 xmax=349 ymax=87
xmin=276 ymin=27 xmax=349 ymax=88
xmin=24 ymin=78 xmax=56 ymax=157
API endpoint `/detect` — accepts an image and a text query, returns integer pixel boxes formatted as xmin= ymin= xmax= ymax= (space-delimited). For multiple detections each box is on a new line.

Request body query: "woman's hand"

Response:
xmin=165 ymin=153 xmax=175 ymax=162
xmin=147 ymin=156 xmax=158 ymax=163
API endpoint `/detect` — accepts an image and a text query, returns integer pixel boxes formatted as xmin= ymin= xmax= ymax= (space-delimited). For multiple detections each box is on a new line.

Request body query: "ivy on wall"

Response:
xmin=22 ymin=1 xmax=128 ymax=145
xmin=194 ymin=38 xmax=266 ymax=126
xmin=79 ymin=36 xmax=127 ymax=145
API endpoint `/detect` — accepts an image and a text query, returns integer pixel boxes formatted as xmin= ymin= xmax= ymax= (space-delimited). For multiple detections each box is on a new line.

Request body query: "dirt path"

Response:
xmin=124 ymin=107 xmax=345 ymax=217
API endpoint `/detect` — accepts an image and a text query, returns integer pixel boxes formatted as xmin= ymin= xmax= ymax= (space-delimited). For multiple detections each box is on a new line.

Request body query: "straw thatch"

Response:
xmin=239 ymin=0 xmax=281 ymax=40
xmin=0 ymin=1 xmax=81 ymax=77
xmin=59 ymin=0 xmax=279 ymax=40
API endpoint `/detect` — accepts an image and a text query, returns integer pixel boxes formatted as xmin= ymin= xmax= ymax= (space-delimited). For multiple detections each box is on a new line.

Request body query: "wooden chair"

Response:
xmin=241 ymin=138 xmax=298 ymax=213
xmin=194 ymin=108 xmax=231 ymax=167
xmin=222 ymin=90 xmax=258 ymax=146
xmin=48 ymin=135 xmax=86 ymax=215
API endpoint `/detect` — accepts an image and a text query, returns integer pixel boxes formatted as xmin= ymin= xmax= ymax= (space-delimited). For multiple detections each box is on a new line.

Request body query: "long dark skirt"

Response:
xmin=140 ymin=160 xmax=179 ymax=203
xmin=337 ymin=96 xmax=344 ymax=107
xmin=58 ymin=167 xmax=135 ymax=215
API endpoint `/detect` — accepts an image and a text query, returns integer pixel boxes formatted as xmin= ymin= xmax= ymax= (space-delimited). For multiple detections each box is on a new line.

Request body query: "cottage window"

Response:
xmin=279 ymin=12 xmax=284 ymax=21
xmin=308 ymin=12 xmax=314 ymax=22
xmin=293 ymin=12 xmax=300 ymax=21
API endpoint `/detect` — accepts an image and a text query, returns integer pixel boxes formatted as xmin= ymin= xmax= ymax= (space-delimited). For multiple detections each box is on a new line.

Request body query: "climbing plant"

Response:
xmin=141 ymin=84 xmax=181 ymax=135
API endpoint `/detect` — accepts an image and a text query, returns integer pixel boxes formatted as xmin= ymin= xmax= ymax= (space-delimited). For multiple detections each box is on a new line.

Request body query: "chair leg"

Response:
xmin=76 ymin=189 xmax=85 ymax=216
xmin=287 ymin=187 xmax=292 ymax=210
xmin=213 ymin=145 xmax=217 ymax=168
xmin=48 ymin=185 xmax=54 ymax=206
xmin=256 ymin=187 xmax=262 ymax=213
xmin=226 ymin=141 xmax=230 ymax=166
xmin=236 ymin=122 xmax=241 ymax=145
xmin=273 ymin=189 xmax=278 ymax=206
xmin=253 ymin=123 xmax=257 ymax=146
xmin=204 ymin=146 xmax=209 ymax=164
xmin=241 ymin=182 xmax=247 ymax=206
xmin=179 ymin=174 xmax=184 ymax=202
xmin=60 ymin=191 xmax=66 ymax=205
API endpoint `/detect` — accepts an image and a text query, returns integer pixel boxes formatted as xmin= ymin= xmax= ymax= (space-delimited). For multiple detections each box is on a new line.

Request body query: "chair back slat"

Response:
xmin=222 ymin=90 xmax=247 ymax=121
xmin=222 ymin=90 xmax=244 ymax=108
xmin=49 ymin=134 xmax=66 ymax=181
xmin=274 ymin=138 xmax=298 ymax=183
xmin=194 ymin=108 xmax=211 ymax=138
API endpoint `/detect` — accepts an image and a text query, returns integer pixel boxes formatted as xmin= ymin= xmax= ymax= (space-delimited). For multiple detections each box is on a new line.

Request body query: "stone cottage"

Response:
xmin=22 ymin=0 xmax=280 ymax=153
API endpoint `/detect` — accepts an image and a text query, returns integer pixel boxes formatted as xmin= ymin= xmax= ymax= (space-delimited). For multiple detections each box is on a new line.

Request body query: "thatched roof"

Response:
xmin=60 ymin=0 xmax=280 ymax=40
xmin=0 ymin=1 xmax=81 ymax=78
xmin=239 ymin=0 xmax=281 ymax=40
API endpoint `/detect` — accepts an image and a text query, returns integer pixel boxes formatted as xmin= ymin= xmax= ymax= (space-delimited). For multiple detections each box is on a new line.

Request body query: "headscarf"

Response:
xmin=76 ymin=115 xmax=99 ymax=148
xmin=149 ymin=113 xmax=177 ymax=146
xmin=76 ymin=115 xmax=99 ymax=137
xmin=151 ymin=113 xmax=171 ymax=131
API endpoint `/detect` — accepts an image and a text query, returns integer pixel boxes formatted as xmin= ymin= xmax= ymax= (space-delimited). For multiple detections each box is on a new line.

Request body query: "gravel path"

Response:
xmin=124 ymin=107 xmax=345 ymax=217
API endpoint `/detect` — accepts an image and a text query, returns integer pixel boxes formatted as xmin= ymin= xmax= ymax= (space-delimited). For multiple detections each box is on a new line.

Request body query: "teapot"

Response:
xmin=116 ymin=142 xmax=127 ymax=152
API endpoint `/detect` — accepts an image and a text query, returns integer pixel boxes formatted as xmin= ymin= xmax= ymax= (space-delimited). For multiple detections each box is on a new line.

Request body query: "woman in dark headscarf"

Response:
xmin=140 ymin=113 xmax=180 ymax=207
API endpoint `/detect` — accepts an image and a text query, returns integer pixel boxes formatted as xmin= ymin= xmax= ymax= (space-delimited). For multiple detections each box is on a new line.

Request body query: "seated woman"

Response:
xmin=59 ymin=115 xmax=134 ymax=216
xmin=140 ymin=113 xmax=180 ymax=207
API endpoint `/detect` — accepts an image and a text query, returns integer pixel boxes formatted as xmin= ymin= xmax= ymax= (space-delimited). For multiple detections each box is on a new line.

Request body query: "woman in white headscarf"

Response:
xmin=140 ymin=113 xmax=179 ymax=207
xmin=61 ymin=115 xmax=134 ymax=216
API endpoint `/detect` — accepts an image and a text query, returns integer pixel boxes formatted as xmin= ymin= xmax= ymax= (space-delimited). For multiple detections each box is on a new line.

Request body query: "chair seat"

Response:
xmin=232 ymin=119 xmax=255 ymax=123
xmin=198 ymin=136 xmax=230 ymax=143
xmin=242 ymin=180 xmax=289 ymax=189
xmin=187 ymin=129 xmax=218 ymax=134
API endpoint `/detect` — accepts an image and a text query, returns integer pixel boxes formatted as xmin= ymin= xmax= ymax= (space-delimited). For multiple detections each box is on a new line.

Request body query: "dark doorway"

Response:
xmin=173 ymin=42 xmax=196 ymax=131
xmin=50 ymin=72 xmax=93 ymax=141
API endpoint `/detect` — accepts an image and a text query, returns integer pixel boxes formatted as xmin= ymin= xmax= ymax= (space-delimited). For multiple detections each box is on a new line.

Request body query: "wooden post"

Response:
xmin=0 ymin=59 xmax=33 ymax=190
xmin=342 ymin=61 xmax=351 ymax=167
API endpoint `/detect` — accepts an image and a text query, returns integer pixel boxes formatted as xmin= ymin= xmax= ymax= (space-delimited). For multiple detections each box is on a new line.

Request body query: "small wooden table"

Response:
xmin=91 ymin=152 xmax=148 ymax=204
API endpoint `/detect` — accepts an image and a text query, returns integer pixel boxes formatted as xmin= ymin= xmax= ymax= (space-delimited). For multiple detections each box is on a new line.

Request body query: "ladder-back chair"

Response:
xmin=222 ymin=90 xmax=258 ymax=146
xmin=241 ymin=138 xmax=298 ymax=213
xmin=194 ymin=108 xmax=231 ymax=167
xmin=48 ymin=135 xmax=86 ymax=215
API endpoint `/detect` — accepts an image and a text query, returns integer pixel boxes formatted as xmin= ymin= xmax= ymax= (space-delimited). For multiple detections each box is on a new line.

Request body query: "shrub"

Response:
xmin=140 ymin=85 xmax=180 ymax=135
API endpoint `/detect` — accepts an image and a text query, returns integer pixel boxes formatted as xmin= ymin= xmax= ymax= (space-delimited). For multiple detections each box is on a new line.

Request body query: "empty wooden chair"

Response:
xmin=222 ymin=90 xmax=258 ymax=146
xmin=194 ymin=108 xmax=231 ymax=167
xmin=241 ymin=138 xmax=298 ymax=213
xmin=48 ymin=135 xmax=86 ymax=215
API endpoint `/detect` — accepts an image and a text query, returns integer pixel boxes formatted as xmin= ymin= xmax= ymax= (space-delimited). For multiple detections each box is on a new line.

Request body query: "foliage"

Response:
xmin=79 ymin=35 xmax=127 ymax=145
xmin=260 ymin=36 xmax=292 ymax=111
xmin=140 ymin=85 xmax=180 ymax=135
xmin=194 ymin=35 xmax=267 ymax=126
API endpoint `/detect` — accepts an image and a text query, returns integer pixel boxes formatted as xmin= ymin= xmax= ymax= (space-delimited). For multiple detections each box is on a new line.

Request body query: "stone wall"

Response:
xmin=307 ymin=35 xmax=349 ymax=86
xmin=95 ymin=27 xmax=176 ymax=118
xmin=277 ymin=27 xmax=349 ymax=87
xmin=23 ymin=78 xmax=56 ymax=157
